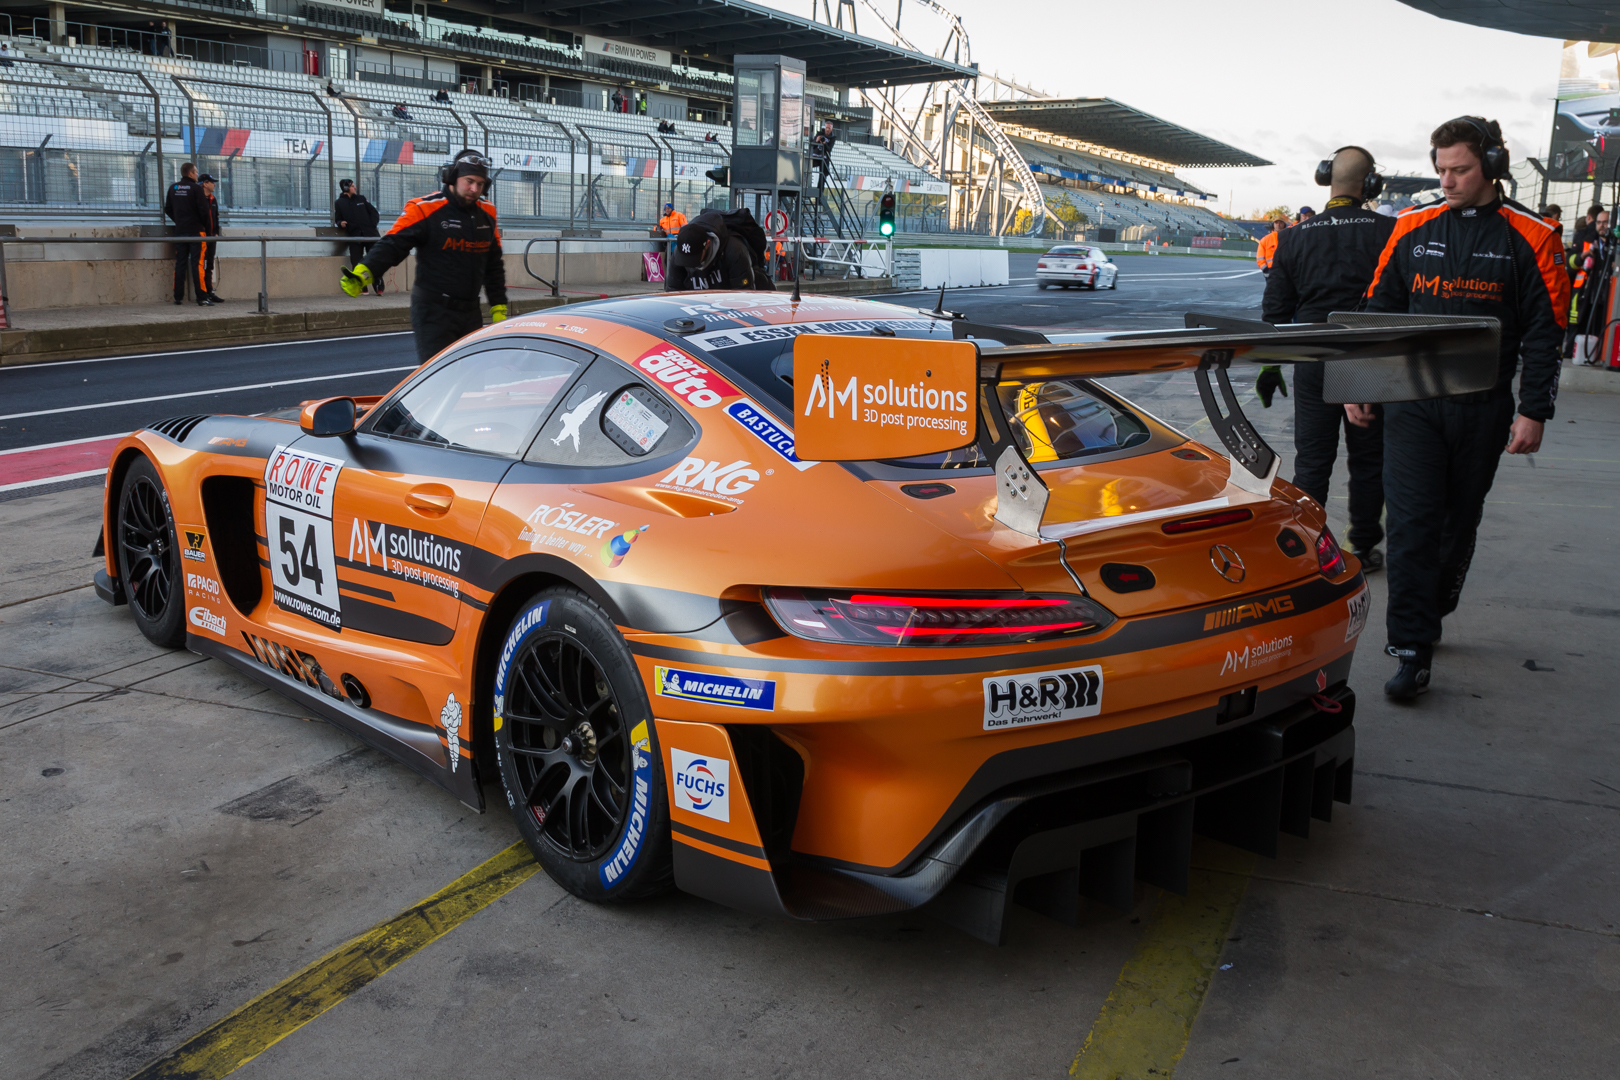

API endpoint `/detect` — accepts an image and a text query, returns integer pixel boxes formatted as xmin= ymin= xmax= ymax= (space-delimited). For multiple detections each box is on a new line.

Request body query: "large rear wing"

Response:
xmin=792 ymin=312 xmax=1501 ymax=537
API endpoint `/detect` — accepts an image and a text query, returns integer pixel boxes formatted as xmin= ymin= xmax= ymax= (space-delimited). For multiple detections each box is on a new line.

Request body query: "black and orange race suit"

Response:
xmin=1365 ymin=195 xmax=1570 ymax=658
xmin=363 ymin=186 xmax=508 ymax=363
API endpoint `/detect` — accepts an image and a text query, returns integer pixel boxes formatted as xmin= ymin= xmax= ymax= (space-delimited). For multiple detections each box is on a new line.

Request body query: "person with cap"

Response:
xmin=1297 ymin=206 xmax=1316 ymax=223
xmin=194 ymin=173 xmax=222 ymax=305
xmin=163 ymin=161 xmax=202 ymax=305
xmin=341 ymin=149 xmax=508 ymax=363
xmin=664 ymin=208 xmax=772 ymax=292
xmin=1261 ymin=145 xmax=1397 ymax=572
xmin=334 ymin=179 xmax=383 ymax=294
xmin=1255 ymin=218 xmax=1284 ymax=276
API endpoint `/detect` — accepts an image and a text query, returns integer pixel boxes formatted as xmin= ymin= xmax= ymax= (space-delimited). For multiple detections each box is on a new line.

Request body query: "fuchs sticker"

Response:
xmin=654 ymin=665 xmax=776 ymax=711
xmin=670 ymin=748 xmax=730 ymax=823
xmin=182 ymin=528 xmax=208 ymax=563
xmin=600 ymin=720 xmax=653 ymax=888
xmin=634 ymin=345 xmax=739 ymax=409
xmin=983 ymin=666 xmax=1103 ymax=731
xmin=1345 ymin=589 xmax=1370 ymax=642
xmin=264 ymin=445 xmax=344 ymax=630
xmin=726 ymin=398 xmax=817 ymax=471
xmin=188 ymin=606 xmax=227 ymax=636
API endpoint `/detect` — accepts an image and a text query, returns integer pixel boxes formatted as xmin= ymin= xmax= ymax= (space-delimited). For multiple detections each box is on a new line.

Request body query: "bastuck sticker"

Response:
xmin=263 ymin=445 xmax=345 ymax=631
xmin=983 ymin=665 xmax=1103 ymax=731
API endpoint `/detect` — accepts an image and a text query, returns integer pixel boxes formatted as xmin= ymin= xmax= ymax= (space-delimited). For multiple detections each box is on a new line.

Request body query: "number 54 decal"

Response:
xmin=264 ymin=445 xmax=345 ymax=631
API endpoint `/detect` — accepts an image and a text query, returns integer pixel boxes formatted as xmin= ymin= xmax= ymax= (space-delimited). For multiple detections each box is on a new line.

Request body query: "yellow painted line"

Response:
xmin=127 ymin=841 xmax=540 ymax=1080
xmin=1070 ymin=842 xmax=1258 ymax=1079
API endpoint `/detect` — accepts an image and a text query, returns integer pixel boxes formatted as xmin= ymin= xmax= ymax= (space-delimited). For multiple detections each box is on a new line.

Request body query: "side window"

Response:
xmin=368 ymin=347 xmax=578 ymax=456
xmin=526 ymin=357 xmax=694 ymax=466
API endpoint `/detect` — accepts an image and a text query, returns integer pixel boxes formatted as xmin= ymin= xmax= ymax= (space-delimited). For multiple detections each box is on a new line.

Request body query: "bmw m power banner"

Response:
xmin=264 ymin=446 xmax=345 ymax=630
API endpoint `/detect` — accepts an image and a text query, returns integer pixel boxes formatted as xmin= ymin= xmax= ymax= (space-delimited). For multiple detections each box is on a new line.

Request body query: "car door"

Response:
xmin=264 ymin=341 xmax=586 ymax=648
xmin=1092 ymin=248 xmax=1115 ymax=286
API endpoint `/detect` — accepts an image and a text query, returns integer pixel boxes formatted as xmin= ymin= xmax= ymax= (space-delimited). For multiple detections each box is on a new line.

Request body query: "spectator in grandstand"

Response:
xmin=154 ymin=22 xmax=173 ymax=58
xmin=666 ymin=208 xmax=773 ymax=292
xmin=325 ymin=80 xmax=342 ymax=98
xmin=1261 ymin=145 xmax=1396 ymax=573
xmin=704 ymin=132 xmax=719 ymax=143
xmin=1355 ymin=116 xmax=1567 ymax=699
xmin=434 ymin=87 xmax=451 ymax=104
xmin=341 ymin=150 xmax=507 ymax=363
xmin=335 ymin=179 xmax=383 ymax=295
xmin=1255 ymin=218 xmax=1284 ymax=276
xmin=197 ymin=174 xmax=222 ymax=305
xmin=392 ymin=102 xmax=411 ymax=121
xmin=163 ymin=162 xmax=202 ymax=304
xmin=0 ymin=42 xmax=13 ymax=68
xmin=612 ymin=86 xmax=627 ymax=113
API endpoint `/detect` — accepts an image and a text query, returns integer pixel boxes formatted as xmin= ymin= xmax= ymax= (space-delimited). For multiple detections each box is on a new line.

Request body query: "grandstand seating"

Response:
xmin=299 ymin=5 xmax=418 ymax=41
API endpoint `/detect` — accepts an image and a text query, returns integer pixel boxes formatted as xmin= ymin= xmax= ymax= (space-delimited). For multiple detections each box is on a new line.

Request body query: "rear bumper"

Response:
xmin=1036 ymin=270 xmax=1096 ymax=284
xmin=673 ymin=681 xmax=1355 ymax=943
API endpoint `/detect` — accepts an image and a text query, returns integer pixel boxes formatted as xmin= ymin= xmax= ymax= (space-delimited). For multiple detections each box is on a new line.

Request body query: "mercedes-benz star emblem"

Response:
xmin=1210 ymin=544 xmax=1245 ymax=583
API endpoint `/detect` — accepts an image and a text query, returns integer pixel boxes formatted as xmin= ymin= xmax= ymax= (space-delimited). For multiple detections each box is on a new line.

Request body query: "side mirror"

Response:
xmin=300 ymin=397 xmax=357 ymax=438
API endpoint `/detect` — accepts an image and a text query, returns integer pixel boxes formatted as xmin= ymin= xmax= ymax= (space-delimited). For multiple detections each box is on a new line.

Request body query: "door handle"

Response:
xmin=405 ymin=484 xmax=454 ymax=517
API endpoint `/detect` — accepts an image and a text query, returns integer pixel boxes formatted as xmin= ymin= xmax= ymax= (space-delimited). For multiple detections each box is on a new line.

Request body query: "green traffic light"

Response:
xmin=879 ymin=221 xmax=895 ymax=236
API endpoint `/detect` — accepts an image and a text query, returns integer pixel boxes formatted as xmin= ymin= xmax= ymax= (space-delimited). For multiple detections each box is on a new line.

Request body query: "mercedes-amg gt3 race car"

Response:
xmin=94 ymin=294 xmax=1496 ymax=943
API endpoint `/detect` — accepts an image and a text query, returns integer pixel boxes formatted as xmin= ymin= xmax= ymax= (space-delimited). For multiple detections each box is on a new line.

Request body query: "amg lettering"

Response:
xmin=1202 ymin=594 xmax=1295 ymax=632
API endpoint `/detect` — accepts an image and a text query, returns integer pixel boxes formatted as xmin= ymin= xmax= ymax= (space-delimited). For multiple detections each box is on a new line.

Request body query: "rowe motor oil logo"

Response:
xmin=983 ymin=665 xmax=1104 ymax=731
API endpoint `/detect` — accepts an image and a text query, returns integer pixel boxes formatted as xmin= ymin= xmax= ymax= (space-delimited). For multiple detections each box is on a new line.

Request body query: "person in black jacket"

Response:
xmin=1358 ymin=117 xmax=1570 ymax=699
xmin=163 ymin=162 xmax=201 ymax=304
xmin=196 ymin=174 xmax=222 ymax=304
xmin=341 ymin=150 xmax=508 ymax=363
xmin=664 ymin=209 xmax=773 ymax=292
xmin=334 ymin=179 xmax=383 ymax=294
xmin=1261 ymin=146 xmax=1396 ymax=569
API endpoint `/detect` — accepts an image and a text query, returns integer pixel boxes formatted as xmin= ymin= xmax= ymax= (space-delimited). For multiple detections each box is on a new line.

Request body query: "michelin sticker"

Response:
xmin=1345 ymin=590 xmax=1370 ymax=642
xmin=600 ymin=720 xmax=653 ymax=888
xmin=670 ymin=748 xmax=730 ymax=823
xmin=983 ymin=665 xmax=1103 ymax=731
xmin=654 ymin=666 xmax=776 ymax=711
xmin=726 ymin=398 xmax=817 ymax=471
xmin=441 ymin=693 xmax=462 ymax=771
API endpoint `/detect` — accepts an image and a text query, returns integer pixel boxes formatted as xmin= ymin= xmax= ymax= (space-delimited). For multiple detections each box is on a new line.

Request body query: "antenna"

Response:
xmin=791 ymin=233 xmax=802 ymax=304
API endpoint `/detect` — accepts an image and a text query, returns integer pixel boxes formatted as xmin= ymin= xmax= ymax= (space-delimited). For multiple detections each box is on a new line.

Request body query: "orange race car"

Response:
xmin=93 ymin=294 xmax=1496 ymax=943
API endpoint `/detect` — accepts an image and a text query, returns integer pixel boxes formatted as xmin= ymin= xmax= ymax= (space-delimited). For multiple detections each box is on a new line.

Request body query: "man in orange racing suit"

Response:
xmin=1354 ymin=117 xmax=1569 ymax=699
xmin=341 ymin=149 xmax=508 ymax=363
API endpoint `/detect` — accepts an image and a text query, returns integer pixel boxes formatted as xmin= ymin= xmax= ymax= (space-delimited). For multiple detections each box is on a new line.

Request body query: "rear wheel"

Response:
xmin=1036 ymin=281 xmax=1048 ymax=290
xmin=492 ymin=588 xmax=673 ymax=903
xmin=116 ymin=455 xmax=185 ymax=648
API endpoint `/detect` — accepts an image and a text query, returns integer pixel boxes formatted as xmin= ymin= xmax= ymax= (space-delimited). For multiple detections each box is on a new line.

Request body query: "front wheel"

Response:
xmin=492 ymin=588 xmax=673 ymax=903
xmin=116 ymin=455 xmax=185 ymax=648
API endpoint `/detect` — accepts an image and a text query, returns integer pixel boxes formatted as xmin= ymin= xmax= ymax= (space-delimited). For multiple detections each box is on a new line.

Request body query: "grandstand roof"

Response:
xmin=1382 ymin=175 xmax=1442 ymax=196
xmin=451 ymin=0 xmax=977 ymax=85
xmin=979 ymin=98 xmax=1270 ymax=168
xmin=1395 ymin=1 xmax=1620 ymax=41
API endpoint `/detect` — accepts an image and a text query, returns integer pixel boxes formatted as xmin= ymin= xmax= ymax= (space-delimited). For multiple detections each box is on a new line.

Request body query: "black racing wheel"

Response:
xmin=116 ymin=455 xmax=185 ymax=648
xmin=492 ymin=588 xmax=673 ymax=903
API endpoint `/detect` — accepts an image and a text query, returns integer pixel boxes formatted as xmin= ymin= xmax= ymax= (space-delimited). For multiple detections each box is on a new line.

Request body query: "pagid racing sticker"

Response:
xmin=600 ymin=720 xmax=653 ymax=888
xmin=263 ymin=445 xmax=344 ymax=630
xmin=670 ymin=748 xmax=730 ymax=823
xmin=983 ymin=665 xmax=1103 ymax=731
xmin=654 ymin=666 xmax=776 ymax=710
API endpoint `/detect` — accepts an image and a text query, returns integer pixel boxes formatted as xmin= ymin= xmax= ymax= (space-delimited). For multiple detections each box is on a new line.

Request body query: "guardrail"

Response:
xmin=522 ymin=234 xmax=661 ymax=296
xmin=0 ymin=233 xmax=348 ymax=318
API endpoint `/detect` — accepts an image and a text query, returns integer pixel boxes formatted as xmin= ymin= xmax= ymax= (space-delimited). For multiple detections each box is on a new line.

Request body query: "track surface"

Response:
xmin=0 ymin=253 xmax=1259 ymax=454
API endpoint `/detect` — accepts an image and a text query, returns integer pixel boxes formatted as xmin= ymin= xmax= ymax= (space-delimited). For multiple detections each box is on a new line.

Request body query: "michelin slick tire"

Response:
xmin=116 ymin=455 xmax=186 ymax=649
xmin=492 ymin=588 xmax=673 ymax=903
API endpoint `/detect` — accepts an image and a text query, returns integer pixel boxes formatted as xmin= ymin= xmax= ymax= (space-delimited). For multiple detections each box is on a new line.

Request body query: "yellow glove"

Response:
xmin=340 ymin=264 xmax=373 ymax=297
xmin=490 ymin=303 xmax=508 ymax=322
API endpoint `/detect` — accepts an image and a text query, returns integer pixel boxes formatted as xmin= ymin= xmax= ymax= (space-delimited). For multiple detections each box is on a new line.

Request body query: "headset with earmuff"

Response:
xmin=1429 ymin=117 xmax=1510 ymax=181
xmin=1314 ymin=145 xmax=1385 ymax=203
xmin=439 ymin=149 xmax=491 ymax=187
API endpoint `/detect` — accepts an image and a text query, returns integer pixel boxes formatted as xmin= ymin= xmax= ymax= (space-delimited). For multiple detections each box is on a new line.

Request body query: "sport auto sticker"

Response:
xmin=633 ymin=344 xmax=740 ymax=409
xmin=600 ymin=720 xmax=653 ymax=889
xmin=983 ymin=665 xmax=1104 ymax=731
xmin=670 ymin=748 xmax=730 ymax=823
xmin=654 ymin=666 xmax=776 ymax=711
xmin=725 ymin=398 xmax=817 ymax=471
xmin=263 ymin=446 xmax=345 ymax=630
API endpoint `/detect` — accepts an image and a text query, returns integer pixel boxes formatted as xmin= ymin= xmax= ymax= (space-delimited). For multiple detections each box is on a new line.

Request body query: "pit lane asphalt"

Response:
xmin=0 ymin=253 xmax=1257 ymax=453
xmin=5 ymin=251 xmax=1615 ymax=1079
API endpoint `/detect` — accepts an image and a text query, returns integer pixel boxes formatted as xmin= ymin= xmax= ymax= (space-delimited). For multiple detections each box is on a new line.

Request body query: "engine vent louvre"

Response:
xmin=146 ymin=414 xmax=210 ymax=444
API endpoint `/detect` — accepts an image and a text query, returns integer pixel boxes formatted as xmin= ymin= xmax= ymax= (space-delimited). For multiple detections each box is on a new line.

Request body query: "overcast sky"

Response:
xmin=768 ymin=0 xmax=1566 ymax=216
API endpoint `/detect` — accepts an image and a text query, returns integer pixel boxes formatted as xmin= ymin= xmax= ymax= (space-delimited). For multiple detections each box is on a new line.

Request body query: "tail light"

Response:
xmin=1317 ymin=525 xmax=1345 ymax=577
xmin=761 ymin=588 xmax=1115 ymax=647
xmin=1037 ymin=261 xmax=1049 ymax=268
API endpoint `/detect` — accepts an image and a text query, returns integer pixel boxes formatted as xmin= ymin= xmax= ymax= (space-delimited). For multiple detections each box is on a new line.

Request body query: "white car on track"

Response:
xmin=1036 ymin=245 xmax=1119 ymax=290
